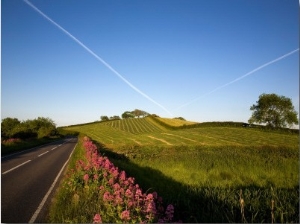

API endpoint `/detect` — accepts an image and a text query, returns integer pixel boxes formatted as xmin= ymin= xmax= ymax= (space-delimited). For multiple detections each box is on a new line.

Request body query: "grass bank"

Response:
xmin=49 ymin=136 xmax=176 ymax=223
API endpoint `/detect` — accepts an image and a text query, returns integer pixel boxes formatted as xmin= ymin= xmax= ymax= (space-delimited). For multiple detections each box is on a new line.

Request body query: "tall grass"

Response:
xmin=104 ymin=144 xmax=299 ymax=222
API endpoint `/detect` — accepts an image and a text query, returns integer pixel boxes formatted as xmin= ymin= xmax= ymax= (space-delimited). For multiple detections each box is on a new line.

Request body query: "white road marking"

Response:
xmin=29 ymin=143 xmax=77 ymax=223
xmin=38 ymin=151 xmax=49 ymax=157
xmin=2 ymin=160 xmax=32 ymax=175
xmin=1 ymin=139 xmax=75 ymax=176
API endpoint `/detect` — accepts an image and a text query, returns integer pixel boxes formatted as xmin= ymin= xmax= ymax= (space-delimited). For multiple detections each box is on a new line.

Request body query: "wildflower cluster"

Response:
xmin=67 ymin=137 xmax=175 ymax=223
xmin=2 ymin=138 xmax=22 ymax=145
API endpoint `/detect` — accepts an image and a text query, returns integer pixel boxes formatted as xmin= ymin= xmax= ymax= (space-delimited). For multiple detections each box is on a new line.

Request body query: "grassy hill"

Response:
xmin=63 ymin=117 xmax=299 ymax=222
xmin=65 ymin=117 xmax=297 ymax=148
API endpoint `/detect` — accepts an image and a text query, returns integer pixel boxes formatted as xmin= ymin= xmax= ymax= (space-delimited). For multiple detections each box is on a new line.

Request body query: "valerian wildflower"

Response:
xmin=83 ymin=174 xmax=89 ymax=183
xmin=93 ymin=213 xmax=102 ymax=223
xmin=76 ymin=138 xmax=176 ymax=223
xmin=121 ymin=210 xmax=130 ymax=221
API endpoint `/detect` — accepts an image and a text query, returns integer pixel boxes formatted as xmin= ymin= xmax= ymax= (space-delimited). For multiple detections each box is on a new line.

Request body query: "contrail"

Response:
xmin=23 ymin=0 xmax=173 ymax=116
xmin=175 ymin=48 xmax=299 ymax=110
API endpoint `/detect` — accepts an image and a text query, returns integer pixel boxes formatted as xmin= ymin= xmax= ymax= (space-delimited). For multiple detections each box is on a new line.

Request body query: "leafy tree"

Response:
xmin=1 ymin=117 xmax=21 ymax=139
xmin=248 ymin=93 xmax=298 ymax=128
xmin=100 ymin=116 xmax=109 ymax=122
xmin=11 ymin=123 xmax=37 ymax=139
xmin=122 ymin=111 xmax=134 ymax=119
xmin=1 ymin=117 xmax=56 ymax=139
xmin=132 ymin=109 xmax=149 ymax=118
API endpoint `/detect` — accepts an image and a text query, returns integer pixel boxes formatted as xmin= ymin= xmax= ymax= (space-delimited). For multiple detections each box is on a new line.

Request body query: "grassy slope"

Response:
xmin=156 ymin=117 xmax=198 ymax=126
xmin=63 ymin=118 xmax=299 ymax=222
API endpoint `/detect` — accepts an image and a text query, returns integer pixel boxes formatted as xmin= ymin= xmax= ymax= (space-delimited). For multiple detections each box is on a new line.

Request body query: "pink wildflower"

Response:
xmin=135 ymin=189 xmax=143 ymax=199
xmin=113 ymin=183 xmax=120 ymax=191
xmin=93 ymin=213 xmax=102 ymax=223
xmin=125 ymin=189 xmax=133 ymax=198
xmin=94 ymin=174 xmax=99 ymax=180
xmin=146 ymin=200 xmax=156 ymax=214
xmin=146 ymin=193 xmax=154 ymax=201
xmin=108 ymin=178 xmax=114 ymax=186
xmin=103 ymin=171 xmax=108 ymax=177
xmin=121 ymin=210 xmax=130 ymax=221
xmin=119 ymin=170 xmax=126 ymax=181
xmin=128 ymin=177 xmax=135 ymax=185
xmin=114 ymin=194 xmax=123 ymax=205
xmin=103 ymin=191 xmax=113 ymax=202
xmin=113 ymin=169 xmax=119 ymax=177
xmin=123 ymin=180 xmax=129 ymax=186
xmin=83 ymin=174 xmax=89 ymax=182
xmin=127 ymin=200 xmax=134 ymax=208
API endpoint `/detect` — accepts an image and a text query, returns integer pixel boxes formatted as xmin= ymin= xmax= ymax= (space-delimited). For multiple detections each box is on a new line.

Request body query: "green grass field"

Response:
xmin=63 ymin=117 xmax=299 ymax=222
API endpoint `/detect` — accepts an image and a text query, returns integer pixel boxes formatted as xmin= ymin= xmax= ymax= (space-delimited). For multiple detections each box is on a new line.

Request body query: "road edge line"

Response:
xmin=28 ymin=141 xmax=77 ymax=223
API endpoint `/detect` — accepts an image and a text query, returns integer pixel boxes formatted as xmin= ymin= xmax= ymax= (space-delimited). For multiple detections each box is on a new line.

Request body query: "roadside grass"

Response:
xmin=48 ymin=136 xmax=86 ymax=222
xmin=61 ymin=118 xmax=299 ymax=222
xmin=49 ymin=136 xmax=176 ymax=223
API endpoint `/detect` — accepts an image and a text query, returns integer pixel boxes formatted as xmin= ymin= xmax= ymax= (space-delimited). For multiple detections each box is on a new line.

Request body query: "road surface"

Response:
xmin=1 ymin=137 xmax=77 ymax=223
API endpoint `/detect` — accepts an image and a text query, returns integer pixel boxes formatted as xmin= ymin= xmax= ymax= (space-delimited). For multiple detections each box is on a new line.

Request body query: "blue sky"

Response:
xmin=1 ymin=0 xmax=299 ymax=127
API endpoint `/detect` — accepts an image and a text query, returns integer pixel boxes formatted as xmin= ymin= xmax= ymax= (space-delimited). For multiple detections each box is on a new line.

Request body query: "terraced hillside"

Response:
xmin=103 ymin=117 xmax=166 ymax=134
xmin=65 ymin=117 xmax=298 ymax=148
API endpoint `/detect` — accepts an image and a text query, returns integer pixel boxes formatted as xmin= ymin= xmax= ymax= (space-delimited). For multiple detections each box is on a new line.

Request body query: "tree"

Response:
xmin=28 ymin=117 xmax=56 ymax=138
xmin=1 ymin=117 xmax=56 ymax=139
xmin=248 ymin=93 xmax=298 ymax=128
xmin=100 ymin=116 xmax=109 ymax=122
xmin=1 ymin=117 xmax=21 ymax=139
xmin=132 ymin=109 xmax=149 ymax=118
xmin=122 ymin=111 xmax=134 ymax=119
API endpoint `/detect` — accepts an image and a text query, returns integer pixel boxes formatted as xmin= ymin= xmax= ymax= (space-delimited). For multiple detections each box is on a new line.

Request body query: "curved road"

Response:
xmin=1 ymin=137 xmax=77 ymax=223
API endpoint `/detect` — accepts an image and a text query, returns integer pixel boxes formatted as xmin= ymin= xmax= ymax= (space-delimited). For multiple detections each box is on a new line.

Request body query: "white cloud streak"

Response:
xmin=175 ymin=48 xmax=299 ymax=111
xmin=23 ymin=0 xmax=173 ymax=116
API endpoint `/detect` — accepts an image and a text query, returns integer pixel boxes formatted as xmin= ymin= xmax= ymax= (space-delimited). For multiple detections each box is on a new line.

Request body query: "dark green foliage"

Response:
xmin=100 ymin=116 xmax=109 ymax=121
xmin=249 ymin=93 xmax=298 ymax=128
xmin=1 ymin=116 xmax=56 ymax=139
xmin=121 ymin=111 xmax=135 ymax=119
xmin=1 ymin=117 xmax=21 ymax=139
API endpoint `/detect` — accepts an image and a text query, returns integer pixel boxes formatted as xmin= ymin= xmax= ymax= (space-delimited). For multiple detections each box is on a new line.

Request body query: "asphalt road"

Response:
xmin=1 ymin=137 xmax=77 ymax=223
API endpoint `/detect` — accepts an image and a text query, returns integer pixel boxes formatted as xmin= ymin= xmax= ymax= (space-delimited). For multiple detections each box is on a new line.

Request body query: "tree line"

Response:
xmin=100 ymin=109 xmax=150 ymax=121
xmin=1 ymin=117 xmax=57 ymax=140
